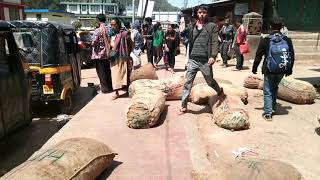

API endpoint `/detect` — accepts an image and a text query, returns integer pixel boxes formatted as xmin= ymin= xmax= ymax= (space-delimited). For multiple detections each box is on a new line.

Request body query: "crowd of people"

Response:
xmin=91 ymin=4 xmax=294 ymax=121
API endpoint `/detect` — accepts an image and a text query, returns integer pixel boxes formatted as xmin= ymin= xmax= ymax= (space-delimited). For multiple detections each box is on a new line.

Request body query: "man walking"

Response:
xmin=178 ymin=5 xmax=224 ymax=115
xmin=220 ymin=18 xmax=234 ymax=67
xmin=252 ymin=17 xmax=295 ymax=121
xmin=91 ymin=13 xmax=113 ymax=93
xmin=143 ymin=17 xmax=154 ymax=67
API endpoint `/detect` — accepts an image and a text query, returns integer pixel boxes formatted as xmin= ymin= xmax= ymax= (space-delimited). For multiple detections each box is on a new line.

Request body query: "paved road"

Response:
xmin=0 ymin=67 xmax=97 ymax=176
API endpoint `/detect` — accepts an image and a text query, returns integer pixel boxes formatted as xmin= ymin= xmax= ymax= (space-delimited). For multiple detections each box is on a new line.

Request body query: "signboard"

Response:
xmin=137 ymin=0 xmax=154 ymax=17
xmin=234 ymin=3 xmax=248 ymax=16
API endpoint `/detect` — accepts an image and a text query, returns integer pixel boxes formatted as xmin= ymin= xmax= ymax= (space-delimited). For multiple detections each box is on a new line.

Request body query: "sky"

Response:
xmin=168 ymin=0 xmax=210 ymax=8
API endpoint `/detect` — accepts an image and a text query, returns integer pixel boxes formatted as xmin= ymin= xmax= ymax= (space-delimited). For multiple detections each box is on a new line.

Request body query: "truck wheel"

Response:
xmin=60 ymin=90 xmax=72 ymax=114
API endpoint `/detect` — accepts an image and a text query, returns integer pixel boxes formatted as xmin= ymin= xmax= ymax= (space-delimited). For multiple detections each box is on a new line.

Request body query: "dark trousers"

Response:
xmin=221 ymin=42 xmax=231 ymax=65
xmin=167 ymin=50 xmax=175 ymax=69
xmin=146 ymin=42 xmax=154 ymax=65
xmin=181 ymin=59 xmax=221 ymax=108
xmin=263 ymin=74 xmax=284 ymax=116
xmin=235 ymin=44 xmax=244 ymax=70
xmin=95 ymin=60 xmax=112 ymax=92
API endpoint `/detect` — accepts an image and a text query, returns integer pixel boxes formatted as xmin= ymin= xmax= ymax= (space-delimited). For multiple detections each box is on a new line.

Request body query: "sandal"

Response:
xmin=112 ymin=92 xmax=120 ymax=100
xmin=177 ymin=107 xmax=187 ymax=115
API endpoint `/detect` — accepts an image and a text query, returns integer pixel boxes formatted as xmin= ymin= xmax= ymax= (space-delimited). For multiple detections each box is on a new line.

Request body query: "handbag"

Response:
xmin=227 ymin=44 xmax=235 ymax=59
xmin=239 ymin=35 xmax=249 ymax=55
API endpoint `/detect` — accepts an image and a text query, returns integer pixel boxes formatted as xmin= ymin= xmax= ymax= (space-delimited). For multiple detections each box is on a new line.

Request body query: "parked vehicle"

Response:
xmin=0 ymin=21 xmax=32 ymax=139
xmin=77 ymin=31 xmax=94 ymax=67
xmin=11 ymin=21 xmax=81 ymax=114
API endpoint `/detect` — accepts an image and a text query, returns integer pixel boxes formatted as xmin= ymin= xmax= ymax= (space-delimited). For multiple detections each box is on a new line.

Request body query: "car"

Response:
xmin=77 ymin=31 xmax=94 ymax=67
xmin=0 ymin=21 xmax=32 ymax=139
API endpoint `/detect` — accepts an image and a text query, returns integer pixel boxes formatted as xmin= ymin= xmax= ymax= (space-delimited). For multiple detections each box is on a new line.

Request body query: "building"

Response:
xmin=0 ymin=0 xmax=24 ymax=20
xmin=60 ymin=0 xmax=119 ymax=29
xmin=24 ymin=9 xmax=76 ymax=25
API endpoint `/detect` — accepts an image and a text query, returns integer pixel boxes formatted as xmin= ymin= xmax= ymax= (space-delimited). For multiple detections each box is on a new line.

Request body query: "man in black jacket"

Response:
xmin=178 ymin=5 xmax=224 ymax=115
xmin=143 ymin=17 xmax=154 ymax=66
xmin=252 ymin=17 xmax=295 ymax=121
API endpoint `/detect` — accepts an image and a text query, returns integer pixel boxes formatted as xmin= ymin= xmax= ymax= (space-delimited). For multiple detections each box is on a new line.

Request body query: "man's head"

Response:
xmin=224 ymin=18 xmax=230 ymax=25
xmin=145 ymin=17 xmax=152 ymax=25
xmin=168 ymin=24 xmax=174 ymax=32
xmin=270 ymin=17 xmax=284 ymax=31
xmin=96 ymin=13 xmax=106 ymax=24
xmin=234 ymin=16 xmax=242 ymax=27
xmin=110 ymin=17 xmax=121 ymax=32
xmin=197 ymin=4 xmax=209 ymax=22
xmin=124 ymin=22 xmax=131 ymax=29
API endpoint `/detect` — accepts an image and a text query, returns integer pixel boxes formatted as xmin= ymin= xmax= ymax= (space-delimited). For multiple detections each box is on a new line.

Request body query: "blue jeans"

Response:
xmin=263 ymin=74 xmax=284 ymax=115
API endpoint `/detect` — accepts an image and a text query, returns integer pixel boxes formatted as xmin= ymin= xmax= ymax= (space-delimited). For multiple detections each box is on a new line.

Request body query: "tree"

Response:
xmin=72 ymin=21 xmax=82 ymax=30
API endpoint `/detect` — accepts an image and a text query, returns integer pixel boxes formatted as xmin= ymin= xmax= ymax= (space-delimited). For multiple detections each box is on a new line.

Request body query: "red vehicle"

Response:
xmin=77 ymin=31 xmax=94 ymax=67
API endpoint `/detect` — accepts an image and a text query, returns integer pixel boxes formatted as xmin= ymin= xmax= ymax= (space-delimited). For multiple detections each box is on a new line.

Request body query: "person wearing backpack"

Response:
xmin=178 ymin=4 xmax=225 ymax=115
xmin=252 ymin=17 xmax=295 ymax=121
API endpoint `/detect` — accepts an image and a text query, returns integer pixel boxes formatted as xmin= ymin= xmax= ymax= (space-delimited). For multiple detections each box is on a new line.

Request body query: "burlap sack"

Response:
xmin=278 ymin=78 xmax=317 ymax=104
xmin=244 ymin=75 xmax=263 ymax=89
xmin=130 ymin=63 xmax=158 ymax=83
xmin=1 ymin=138 xmax=117 ymax=180
xmin=190 ymin=83 xmax=249 ymax=105
xmin=226 ymin=158 xmax=304 ymax=180
xmin=128 ymin=79 xmax=168 ymax=98
xmin=209 ymin=95 xmax=249 ymax=131
xmin=163 ymin=75 xmax=186 ymax=100
xmin=126 ymin=90 xmax=166 ymax=129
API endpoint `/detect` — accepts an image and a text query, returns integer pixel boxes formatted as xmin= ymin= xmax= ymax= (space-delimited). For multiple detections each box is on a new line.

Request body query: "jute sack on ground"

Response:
xmin=130 ymin=63 xmax=158 ymax=83
xmin=244 ymin=75 xmax=263 ymax=89
xmin=1 ymin=138 xmax=117 ymax=180
xmin=190 ymin=83 xmax=249 ymax=105
xmin=209 ymin=95 xmax=249 ymax=131
xmin=162 ymin=75 xmax=186 ymax=100
xmin=278 ymin=77 xmax=317 ymax=104
xmin=126 ymin=90 xmax=166 ymax=129
xmin=128 ymin=79 xmax=168 ymax=98
xmin=225 ymin=158 xmax=304 ymax=180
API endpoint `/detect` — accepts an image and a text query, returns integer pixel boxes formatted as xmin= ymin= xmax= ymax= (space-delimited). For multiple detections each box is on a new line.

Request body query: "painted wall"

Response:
xmin=3 ymin=0 xmax=21 ymax=4
xmin=277 ymin=0 xmax=320 ymax=30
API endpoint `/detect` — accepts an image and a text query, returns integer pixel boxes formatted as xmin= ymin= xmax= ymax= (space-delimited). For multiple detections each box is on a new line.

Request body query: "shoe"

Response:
xmin=262 ymin=114 xmax=273 ymax=121
xmin=218 ymin=87 xmax=225 ymax=97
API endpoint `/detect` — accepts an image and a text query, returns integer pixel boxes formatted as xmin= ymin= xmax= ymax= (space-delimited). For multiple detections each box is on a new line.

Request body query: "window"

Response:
xmin=69 ymin=5 xmax=78 ymax=12
xmin=105 ymin=5 xmax=114 ymax=13
xmin=9 ymin=8 xmax=20 ymax=20
xmin=36 ymin=14 xmax=41 ymax=21
xmin=90 ymin=5 xmax=100 ymax=13
xmin=81 ymin=5 xmax=87 ymax=12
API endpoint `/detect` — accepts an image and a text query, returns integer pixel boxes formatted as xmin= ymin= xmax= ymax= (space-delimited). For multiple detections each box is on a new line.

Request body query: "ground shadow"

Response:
xmin=173 ymin=68 xmax=187 ymax=73
xmin=309 ymin=68 xmax=320 ymax=72
xmin=295 ymin=77 xmax=320 ymax=86
xmin=315 ymin=127 xmax=320 ymax=136
xmin=0 ymin=86 xmax=97 ymax=176
xmin=254 ymin=103 xmax=292 ymax=115
xmin=96 ymin=160 xmax=123 ymax=180
xmin=187 ymin=105 xmax=212 ymax=115
xmin=154 ymin=105 xmax=169 ymax=128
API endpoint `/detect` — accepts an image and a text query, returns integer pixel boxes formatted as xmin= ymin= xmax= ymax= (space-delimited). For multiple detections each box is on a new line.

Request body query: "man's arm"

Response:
xmin=252 ymin=37 xmax=266 ymax=73
xmin=287 ymin=38 xmax=294 ymax=75
xmin=210 ymin=24 xmax=219 ymax=59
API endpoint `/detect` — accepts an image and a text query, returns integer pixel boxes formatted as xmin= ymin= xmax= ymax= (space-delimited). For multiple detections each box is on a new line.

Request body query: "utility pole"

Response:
xmin=143 ymin=0 xmax=149 ymax=19
xmin=132 ymin=0 xmax=135 ymax=23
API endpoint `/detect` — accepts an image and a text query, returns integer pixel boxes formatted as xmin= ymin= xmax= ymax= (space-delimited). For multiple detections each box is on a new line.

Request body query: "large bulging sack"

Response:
xmin=1 ymin=138 xmax=117 ymax=180
xmin=126 ymin=90 xmax=166 ymax=129
xmin=128 ymin=79 xmax=168 ymax=98
xmin=163 ymin=75 xmax=186 ymax=101
xmin=130 ymin=63 xmax=158 ymax=83
xmin=278 ymin=78 xmax=317 ymax=104
xmin=244 ymin=75 xmax=263 ymax=89
xmin=209 ymin=95 xmax=249 ymax=131
xmin=226 ymin=158 xmax=304 ymax=180
xmin=190 ymin=83 xmax=249 ymax=105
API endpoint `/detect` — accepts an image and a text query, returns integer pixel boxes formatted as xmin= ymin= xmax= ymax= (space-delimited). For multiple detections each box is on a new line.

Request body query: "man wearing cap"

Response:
xmin=178 ymin=5 xmax=225 ymax=115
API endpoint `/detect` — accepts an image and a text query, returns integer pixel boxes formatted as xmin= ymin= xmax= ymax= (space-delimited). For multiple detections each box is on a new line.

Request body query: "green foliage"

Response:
xmin=72 ymin=20 xmax=82 ymax=30
xmin=26 ymin=0 xmax=63 ymax=10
